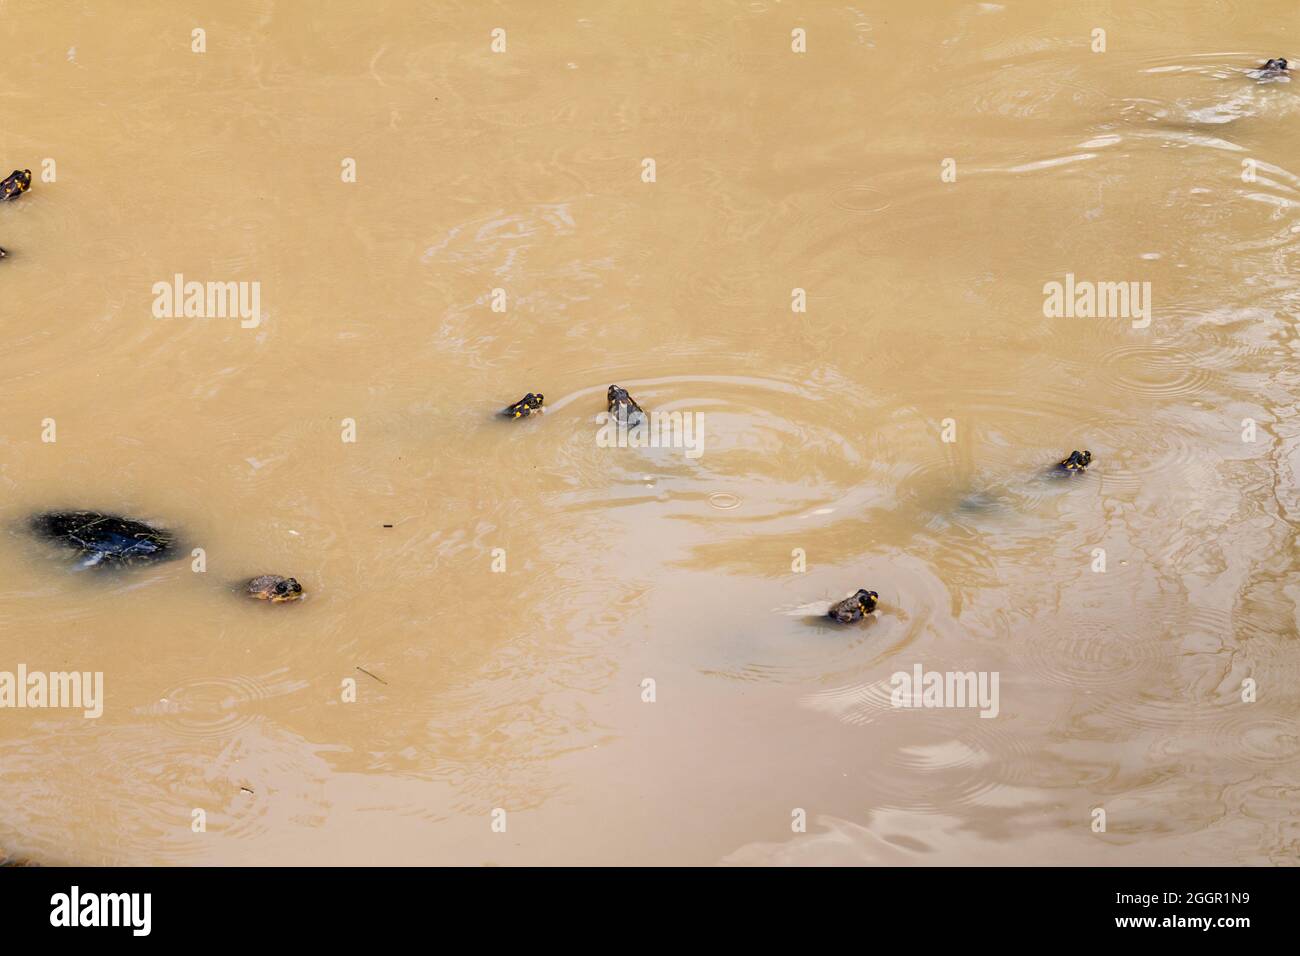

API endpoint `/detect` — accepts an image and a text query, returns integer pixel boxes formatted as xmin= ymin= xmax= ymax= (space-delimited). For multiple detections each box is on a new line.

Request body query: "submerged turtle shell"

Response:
xmin=29 ymin=511 xmax=176 ymax=567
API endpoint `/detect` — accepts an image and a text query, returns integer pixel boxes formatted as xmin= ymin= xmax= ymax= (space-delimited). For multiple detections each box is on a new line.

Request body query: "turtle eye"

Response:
xmin=274 ymin=582 xmax=288 ymax=594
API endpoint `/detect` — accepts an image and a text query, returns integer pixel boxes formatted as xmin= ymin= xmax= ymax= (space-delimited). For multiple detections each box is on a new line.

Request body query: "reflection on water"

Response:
xmin=1 ymin=1 xmax=1298 ymax=865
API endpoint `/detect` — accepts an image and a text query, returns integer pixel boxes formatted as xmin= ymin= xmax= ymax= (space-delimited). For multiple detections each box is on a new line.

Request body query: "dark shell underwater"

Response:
xmin=28 ymin=511 xmax=177 ymax=568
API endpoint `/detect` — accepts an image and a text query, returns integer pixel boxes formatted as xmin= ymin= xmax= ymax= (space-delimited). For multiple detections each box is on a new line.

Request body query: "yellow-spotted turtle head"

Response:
xmin=246 ymin=575 xmax=304 ymax=603
xmin=1 ymin=169 xmax=32 ymax=202
xmin=828 ymin=588 xmax=879 ymax=623
xmin=501 ymin=392 xmax=544 ymax=419
xmin=1263 ymin=57 xmax=1289 ymax=73
xmin=1058 ymin=450 xmax=1092 ymax=472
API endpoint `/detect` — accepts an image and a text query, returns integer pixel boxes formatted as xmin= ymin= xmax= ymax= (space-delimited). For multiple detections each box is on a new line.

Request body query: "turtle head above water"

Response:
xmin=246 ymin=575 xmax=304 ymax=603
xmin=827 ymin=588 xmax=879 ymax=623
xmin=1059 ymin=450 xmax=1092 ymax=471
xmin=855 ymin=589 xmax=880 ymax=613
xmin=1251 ymin=58 xmax=1290 ymax=81
xmin=606 ymin=384 xmax=646 ymax=424
xmin=0 ymin=169 xmax=31 ymax=201
xmin=500 ymin=392 xmax=544 ymax=419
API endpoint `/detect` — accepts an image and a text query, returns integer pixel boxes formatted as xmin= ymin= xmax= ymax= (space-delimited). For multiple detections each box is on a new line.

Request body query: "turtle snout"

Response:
xmin=271 ymin=578 xmax=304 ymax=602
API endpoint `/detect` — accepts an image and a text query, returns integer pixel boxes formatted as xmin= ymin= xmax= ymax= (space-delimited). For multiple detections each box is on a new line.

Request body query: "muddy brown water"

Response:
xmin=1 ymin=2 xmax=1298 ymax=865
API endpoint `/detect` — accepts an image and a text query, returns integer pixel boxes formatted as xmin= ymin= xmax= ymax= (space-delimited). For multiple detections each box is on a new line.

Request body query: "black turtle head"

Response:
xmin=855 ymin=589 xmax=879 ymax=614
xmin=607 ymin=385 xmax=643 ymax=419
xmin=1061 ymin=450 xmax=1092 ymax=470
xmin=1 ymin=169 xmax=32 ymax=200
xmin=830 ymin=588 xmax=879 ymax=623
xmin=502 ymin=392 xmax=544 ymax=418
xmin=1264 ymin=57 xmax=1288 ymax=71
xmin=272 ymin=577 xmax=303 ymax=601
